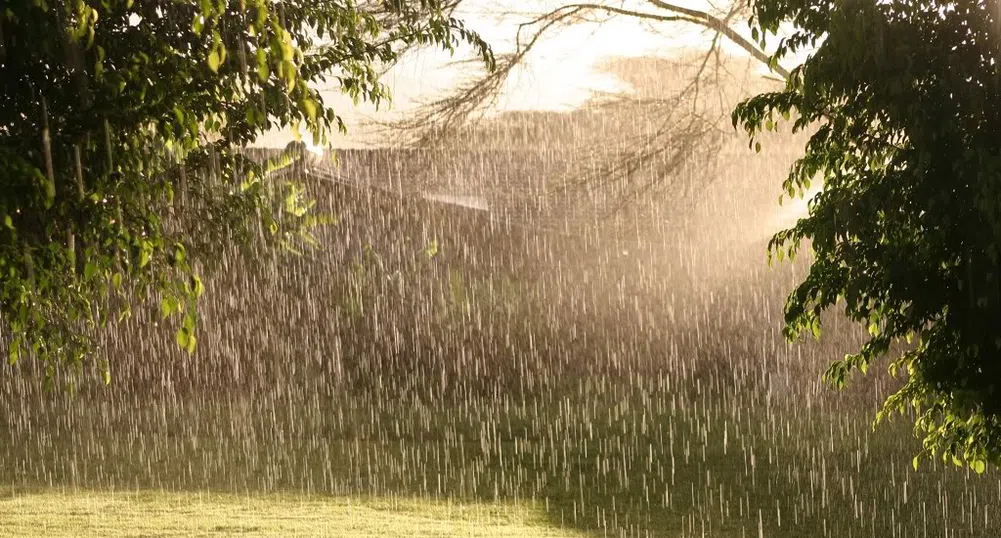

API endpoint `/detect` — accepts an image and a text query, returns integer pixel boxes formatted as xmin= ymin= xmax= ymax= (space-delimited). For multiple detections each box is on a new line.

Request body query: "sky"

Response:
xmin=257 ymin=0 xmax=772 ymax=148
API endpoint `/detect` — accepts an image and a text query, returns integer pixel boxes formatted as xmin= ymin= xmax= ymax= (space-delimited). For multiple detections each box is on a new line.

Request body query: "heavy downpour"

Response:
xmin=2 ymin=1 xmax=1000 ymax=536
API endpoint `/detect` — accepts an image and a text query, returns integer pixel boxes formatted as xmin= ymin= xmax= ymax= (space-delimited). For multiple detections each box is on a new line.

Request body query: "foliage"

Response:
xmin=734 ymin=0 xmax=1001 ymax=469
xmin=0 ymin=0 xmax=490 ymax=386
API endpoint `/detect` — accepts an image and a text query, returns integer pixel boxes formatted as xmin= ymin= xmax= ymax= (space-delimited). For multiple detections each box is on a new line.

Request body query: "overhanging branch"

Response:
xmin=645 ymin=0 xmax=789 ymax=79
xmin=382 ymin=0 xmax=788 ymax=144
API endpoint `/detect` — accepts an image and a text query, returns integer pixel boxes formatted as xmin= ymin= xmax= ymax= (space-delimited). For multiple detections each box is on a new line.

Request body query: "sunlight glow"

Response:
xmin=305 ymin=140 xmax=325 ymax=157
xmin=773 ymin=184 xmax=822 ymax=230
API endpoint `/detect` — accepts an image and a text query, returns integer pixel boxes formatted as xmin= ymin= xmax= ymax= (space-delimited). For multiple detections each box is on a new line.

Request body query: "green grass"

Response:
xmin=4 ymin=387 xmax=998 ymax=538
xmin=0 ymin=489 xmax=585 ymax=537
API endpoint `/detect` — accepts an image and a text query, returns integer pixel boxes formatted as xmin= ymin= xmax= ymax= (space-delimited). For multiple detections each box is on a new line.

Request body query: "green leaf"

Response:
xmin=175 ymin=327 xmax=190 ymax=351
xmin=138 ymin=240 xmax=154 ymax=268
xmin=256 ymin=48 xmax=269 ymax=82
xmin=972 ymin=460 xmax=986 ymax=474
xmin=172 ymin=243 xmax=186 ymax=265
xmin=161 ymin=297 xmax=177 ymax=319
xmin=176 ymin=318 xmax=196 ymax=354
xmin=284 ymin=61 xmax=297 ymax=91
xmin=189 ymin=275 xmax=204 ymax=298
xmin=207 ymin=48 xmax=221 ymax=72
xmin=302 ymin=98 xmax=318 ymax=123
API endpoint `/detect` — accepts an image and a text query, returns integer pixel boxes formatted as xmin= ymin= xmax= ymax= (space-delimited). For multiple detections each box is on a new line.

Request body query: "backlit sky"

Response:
xmin=258 ymin=0 xmax=777 ymax=148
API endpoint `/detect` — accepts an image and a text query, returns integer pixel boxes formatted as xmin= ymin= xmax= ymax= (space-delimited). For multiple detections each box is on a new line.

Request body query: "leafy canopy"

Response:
xmin=734 ymin=0 xmax=1001 ymax=471
xmin=0 ymin=0 xmax=490 ymax=387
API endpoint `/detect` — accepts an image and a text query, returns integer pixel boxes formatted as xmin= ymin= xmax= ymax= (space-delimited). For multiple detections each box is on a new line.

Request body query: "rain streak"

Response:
xmin=1 ymin=13 xmax=998 ymax=538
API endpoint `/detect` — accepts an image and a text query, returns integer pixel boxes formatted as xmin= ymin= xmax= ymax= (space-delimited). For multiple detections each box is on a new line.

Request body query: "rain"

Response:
xmin=2 ymin=4 xmax=999 ymax=538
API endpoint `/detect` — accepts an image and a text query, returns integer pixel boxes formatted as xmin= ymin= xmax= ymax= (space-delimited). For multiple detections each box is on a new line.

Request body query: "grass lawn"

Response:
xmin=0 ymin=490 xmax=585 ymax=537
xmin=3 ymin=387 xmax=1000 ymax=538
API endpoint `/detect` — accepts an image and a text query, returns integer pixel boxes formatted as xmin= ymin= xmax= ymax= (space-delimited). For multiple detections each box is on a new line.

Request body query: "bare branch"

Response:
xmin=552 ymin=51 xmax=736 ymax=224
xmin=644 ymin=0 xmax=789 ymax=78
xmin=539 ymin=3 xmax=702 ymax=25
xmin=365 ymin=0 xmax=793 ymax=230
xmin=379 ymin=3 xmax=593 ymax=146
xmin=381 ymin=0 xmax=786 ymax=145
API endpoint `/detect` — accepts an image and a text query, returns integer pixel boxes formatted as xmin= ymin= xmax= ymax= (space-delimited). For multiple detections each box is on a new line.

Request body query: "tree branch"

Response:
xmin=645 ymin=0 xmax=789 ymax=79
xmin=382 ymin=0 xmax=787 ymax=145
xmin=371 ymin=0 xmax=791 ymax=222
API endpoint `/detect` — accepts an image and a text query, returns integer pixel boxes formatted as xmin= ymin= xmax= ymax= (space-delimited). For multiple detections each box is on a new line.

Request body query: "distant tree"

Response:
xmin=734 ymin=0 xmax=1001 ymax=470
xmin=0 ymin=0 xmax=490 ymax=386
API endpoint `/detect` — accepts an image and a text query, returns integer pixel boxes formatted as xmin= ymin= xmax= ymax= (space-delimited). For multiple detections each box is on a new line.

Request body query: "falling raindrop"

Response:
xmin=2 ymin=15 xmax=999 ymax=538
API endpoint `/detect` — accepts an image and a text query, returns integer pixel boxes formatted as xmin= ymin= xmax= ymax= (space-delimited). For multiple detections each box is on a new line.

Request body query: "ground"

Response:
xmin=0 ymin=490 xmax=583 ymax=537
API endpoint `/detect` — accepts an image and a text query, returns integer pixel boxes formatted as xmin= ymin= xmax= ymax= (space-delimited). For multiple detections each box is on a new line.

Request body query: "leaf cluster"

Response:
xmin=734 ymin=0 xmax=1001 ymax=470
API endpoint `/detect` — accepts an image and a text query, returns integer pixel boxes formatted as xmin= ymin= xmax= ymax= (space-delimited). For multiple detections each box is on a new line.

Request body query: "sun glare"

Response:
xmin=305 ymin=140 xmax=325 ymax=157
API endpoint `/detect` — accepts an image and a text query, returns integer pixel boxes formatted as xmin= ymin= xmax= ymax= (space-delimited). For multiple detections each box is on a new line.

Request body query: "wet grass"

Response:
xmin=0 ymin=489 xmax=584 ymax=537
xmin=2 ymin=380 xmax=998 ymax=537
